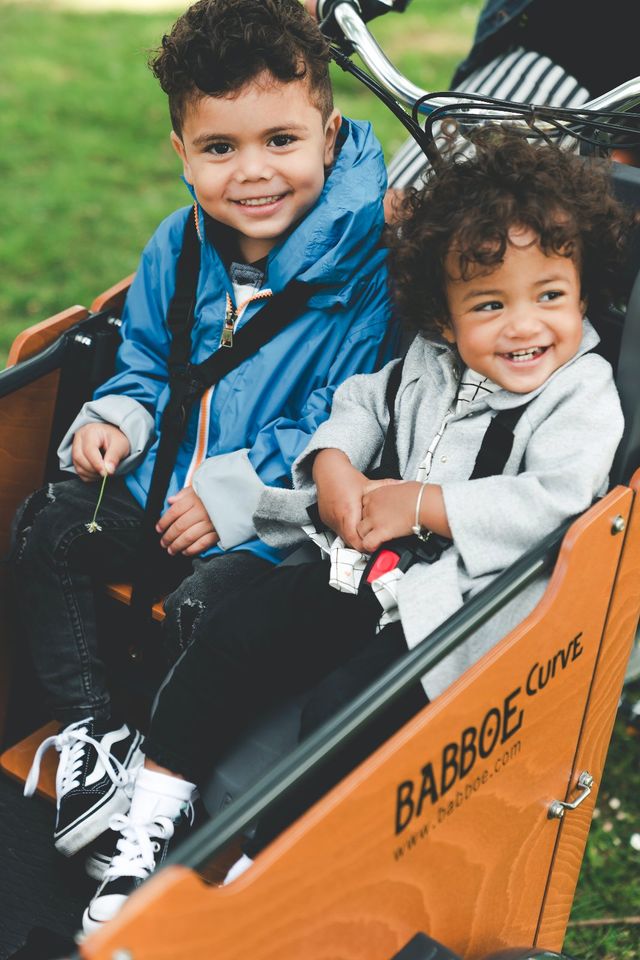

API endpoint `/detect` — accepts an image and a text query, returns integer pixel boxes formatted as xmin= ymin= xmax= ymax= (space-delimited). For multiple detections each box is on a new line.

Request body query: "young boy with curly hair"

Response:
xmin=17 ymin=0 xmax=393 ymax=872
xmin=78 ymin=129 xmax=627 ymax=932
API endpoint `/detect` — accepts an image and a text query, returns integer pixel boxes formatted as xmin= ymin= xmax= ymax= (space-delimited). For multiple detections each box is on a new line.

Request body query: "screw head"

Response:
xmin=611 ymin=515 xmax=626 ymax=534
xmin=112 ymin=951 xmax=133 ymax=960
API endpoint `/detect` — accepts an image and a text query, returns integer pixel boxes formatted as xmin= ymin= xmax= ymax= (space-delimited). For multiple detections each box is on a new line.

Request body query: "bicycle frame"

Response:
xmin=329 ymin=0 xmax=640 ymax=150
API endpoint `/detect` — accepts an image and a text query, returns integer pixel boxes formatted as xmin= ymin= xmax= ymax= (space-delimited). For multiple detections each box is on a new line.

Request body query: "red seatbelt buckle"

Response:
xmin=366 ymin=548 xmax=401 ymax=583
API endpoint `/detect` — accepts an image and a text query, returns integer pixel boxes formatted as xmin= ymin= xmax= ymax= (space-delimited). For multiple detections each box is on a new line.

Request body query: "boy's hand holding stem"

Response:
xmin=72 ymin=423 xmax=131 ymax=481
xmin=73 ymin=423 xmax=218 ymax=556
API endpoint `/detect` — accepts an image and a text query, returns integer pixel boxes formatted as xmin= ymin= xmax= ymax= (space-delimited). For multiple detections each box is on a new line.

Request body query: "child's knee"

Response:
xmin=11 ymin=479 xmax=87 ymax=568
xmin=162 ymin=581 xmax=207 ymax=658
xmin=11 ymin=483 xmax=59 ymax=566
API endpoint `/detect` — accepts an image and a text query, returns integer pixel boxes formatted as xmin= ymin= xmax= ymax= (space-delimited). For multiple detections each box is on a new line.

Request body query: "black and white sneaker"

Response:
xmin=24 ymin=717 xmax=144 ymax=856
xmin=84 ymin=829 xmax=119 ymax=882
xmin=82 ymin=768 xmax=196 ymax=935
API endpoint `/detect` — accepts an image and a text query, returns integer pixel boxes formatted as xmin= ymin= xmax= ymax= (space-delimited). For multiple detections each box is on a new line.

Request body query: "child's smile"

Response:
xmin=171 ymin=71 xmax=341 ymax=263
xmin=443 ymin=226 xmax=585 ymax=393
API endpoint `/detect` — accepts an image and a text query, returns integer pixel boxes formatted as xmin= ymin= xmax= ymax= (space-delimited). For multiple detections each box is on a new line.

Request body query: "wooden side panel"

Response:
xmin=0 ymin=566 xmax=10 ymax=745
xmin=0 ymin=376 xmax=55 ymax=739
xmin=0 ymin=311 xmax=81 ymax=739
xmin=90 ymin=275 xmax=134 ymax=315
xmin=79 ymin=487 xmax=632 ymax=960
xmin=0 ymin=371 xmax=61 ymax=559
xmin=6 ymin=305 xmax=88 ymax=366
xmin=535 ymin=471 xmax=640 ymax=948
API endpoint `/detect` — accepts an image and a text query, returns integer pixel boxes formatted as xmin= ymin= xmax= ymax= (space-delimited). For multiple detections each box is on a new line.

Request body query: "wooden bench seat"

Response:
xmin=105 ymin=583 xmax=166 ymax=622
xmin=0 ymin=721 xmax=58 ymax=801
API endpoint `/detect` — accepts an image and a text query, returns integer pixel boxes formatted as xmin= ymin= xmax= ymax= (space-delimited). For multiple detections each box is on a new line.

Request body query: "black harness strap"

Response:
xmin=306 ymin=356 xmax=529 ymax=554
xmin=131 ymin=208 xmax=311 ymax=623
xmin=375 ymin=356 xmax=529 ymax=484
xmin=357 ymin=356 xmax=530 ymax=577
xmin=305 ymin=353 xmax=532 ymax=580
xmin=368 ymin=358 xmax=404 ymax=481
xmin=468 ymin=404 xmax=526 ymax=481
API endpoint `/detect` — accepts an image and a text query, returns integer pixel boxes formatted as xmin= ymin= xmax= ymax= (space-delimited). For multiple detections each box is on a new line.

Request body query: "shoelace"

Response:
xmin=104 ymin=803 xmax=195 ymax=882
xmin=24 ymin=718 xmax=133 ymax=802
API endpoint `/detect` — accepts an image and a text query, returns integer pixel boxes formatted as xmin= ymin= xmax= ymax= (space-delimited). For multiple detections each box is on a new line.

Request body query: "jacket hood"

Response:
xmin=185 ymin=118 xmax=387 ymax=304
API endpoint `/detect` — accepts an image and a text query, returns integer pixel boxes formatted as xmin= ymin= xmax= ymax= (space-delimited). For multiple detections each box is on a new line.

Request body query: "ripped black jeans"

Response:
xmin=10 ymin=476 xmax=270 ymax=726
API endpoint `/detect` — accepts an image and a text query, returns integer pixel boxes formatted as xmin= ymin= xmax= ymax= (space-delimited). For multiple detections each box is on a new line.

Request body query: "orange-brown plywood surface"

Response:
xmin=105 ymin=583 xmax=166 ymax=622
xmin=0 ymin=372 xmax=62 ymax=559
xmin=78 ymin=485 xmax=636 ymax=960
xmin=90 ymin=275 xmax=134 ymax=315
xmin=0 ymin=722 xmax=58 ymax=799
xmin=7 ymin=305 xmax=89 ymax=367
xmin=535 ymin=472 xmax=640 ymax=948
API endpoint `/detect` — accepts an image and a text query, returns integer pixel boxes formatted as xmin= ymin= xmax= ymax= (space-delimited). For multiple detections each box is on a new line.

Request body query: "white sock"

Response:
xmin=223 ymin=853 xmax=254 ymax=885
xmin=128 ymin=766 xmax=196 ymax=823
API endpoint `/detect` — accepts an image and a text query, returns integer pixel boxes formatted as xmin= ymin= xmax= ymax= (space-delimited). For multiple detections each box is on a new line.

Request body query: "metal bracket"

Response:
xmin=548 ymin=771 xmax=594 ymax=819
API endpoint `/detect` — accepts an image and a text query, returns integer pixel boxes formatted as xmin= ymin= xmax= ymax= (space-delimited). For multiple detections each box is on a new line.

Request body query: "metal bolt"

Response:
xmin=548 ymin=801 xmax=565 ymax=820
xmin=611 ymin=515 xmax=626 ymax=534
xmin=112 ymin=951 xmax=133 ymax=960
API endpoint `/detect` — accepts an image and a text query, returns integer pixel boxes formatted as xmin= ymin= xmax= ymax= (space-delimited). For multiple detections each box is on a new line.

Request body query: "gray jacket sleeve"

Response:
xmin=192 ymin=449 xmax=265 ymax=550
xmin=254 ymin=360 xmax=399 ymax=548
xmin=57 ymin=395 xmax=156 ymax=475
xmin=291 ymin=359 xmax=400 ymax=486
xmin=441 ymin=354 xmax=624 ymax=579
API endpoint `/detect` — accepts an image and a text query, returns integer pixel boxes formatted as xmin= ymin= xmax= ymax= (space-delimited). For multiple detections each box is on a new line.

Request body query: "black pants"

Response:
xmin=144 ymin=560 xmax=428 ymax=850
xmin=10 ymin=476 xmax=270 ymax=725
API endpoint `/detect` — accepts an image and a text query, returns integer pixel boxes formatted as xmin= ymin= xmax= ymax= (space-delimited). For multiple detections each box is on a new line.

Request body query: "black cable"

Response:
xmin=327 ymin=41 xmax=639 ymax=173
xmin=329 ymin=44 xmax=442 ymax=168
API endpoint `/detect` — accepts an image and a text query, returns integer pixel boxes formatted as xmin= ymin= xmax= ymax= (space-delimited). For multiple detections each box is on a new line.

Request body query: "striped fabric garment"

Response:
xmin=387 ymin=48 xmax=590 ymax=190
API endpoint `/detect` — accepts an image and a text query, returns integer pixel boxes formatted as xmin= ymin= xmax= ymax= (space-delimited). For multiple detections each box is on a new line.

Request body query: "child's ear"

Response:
xmin=323 ymin=109 xmax=342 ymax=167
xmin=170 ymin=131 xmax=193 ymax=184
xmin=440 ymin=322 xmax=456 ymax=344
xmin=580 ymin=294 xmax=588 ymax=317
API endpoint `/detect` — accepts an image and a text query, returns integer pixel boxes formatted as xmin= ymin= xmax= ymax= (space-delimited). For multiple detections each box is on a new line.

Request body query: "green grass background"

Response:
xmin=1 ymin=3 xmax=639 ymax=957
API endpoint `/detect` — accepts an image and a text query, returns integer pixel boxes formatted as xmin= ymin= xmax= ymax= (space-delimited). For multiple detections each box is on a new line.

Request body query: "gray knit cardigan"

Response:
xmin=254 ymin=319 xmax=624 ymax=699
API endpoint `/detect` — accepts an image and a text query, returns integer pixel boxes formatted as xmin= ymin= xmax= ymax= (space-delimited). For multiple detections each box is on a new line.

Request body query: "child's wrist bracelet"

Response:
xmin=412 ymin=481 xmax=431 ymax=542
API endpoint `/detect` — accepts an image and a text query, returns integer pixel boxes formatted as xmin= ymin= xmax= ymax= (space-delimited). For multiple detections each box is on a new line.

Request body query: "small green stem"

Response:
xmin=86 ymin=471 xmax=108 ymax=533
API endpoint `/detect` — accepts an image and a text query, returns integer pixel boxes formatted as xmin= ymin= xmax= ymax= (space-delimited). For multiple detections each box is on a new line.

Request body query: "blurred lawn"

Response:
xmin=1 ymin=3 xmax=639 ymax=958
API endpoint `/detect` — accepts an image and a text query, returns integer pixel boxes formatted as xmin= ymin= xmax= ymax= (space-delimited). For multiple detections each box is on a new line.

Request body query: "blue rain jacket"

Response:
xmin=94 ymin=118 xmax=396 ymax=562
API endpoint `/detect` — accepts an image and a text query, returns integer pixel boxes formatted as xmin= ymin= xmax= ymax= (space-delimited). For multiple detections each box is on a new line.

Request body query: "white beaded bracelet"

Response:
xmin=411 ymin=480 xmax=431 ymax=542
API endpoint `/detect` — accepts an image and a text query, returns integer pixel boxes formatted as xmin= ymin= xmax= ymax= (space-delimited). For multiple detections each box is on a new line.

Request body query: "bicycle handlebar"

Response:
xmin=329 ymin=0 xmax=640 ymax=123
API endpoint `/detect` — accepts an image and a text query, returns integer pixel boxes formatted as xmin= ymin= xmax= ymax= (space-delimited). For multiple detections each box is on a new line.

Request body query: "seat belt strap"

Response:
xmin=130 ymin=208 xmax=311 ymax=623
xmin=378 ymin=357 xmax=529 ymax=482
xmin=359 ymin=362 xmax=531 ymax=584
